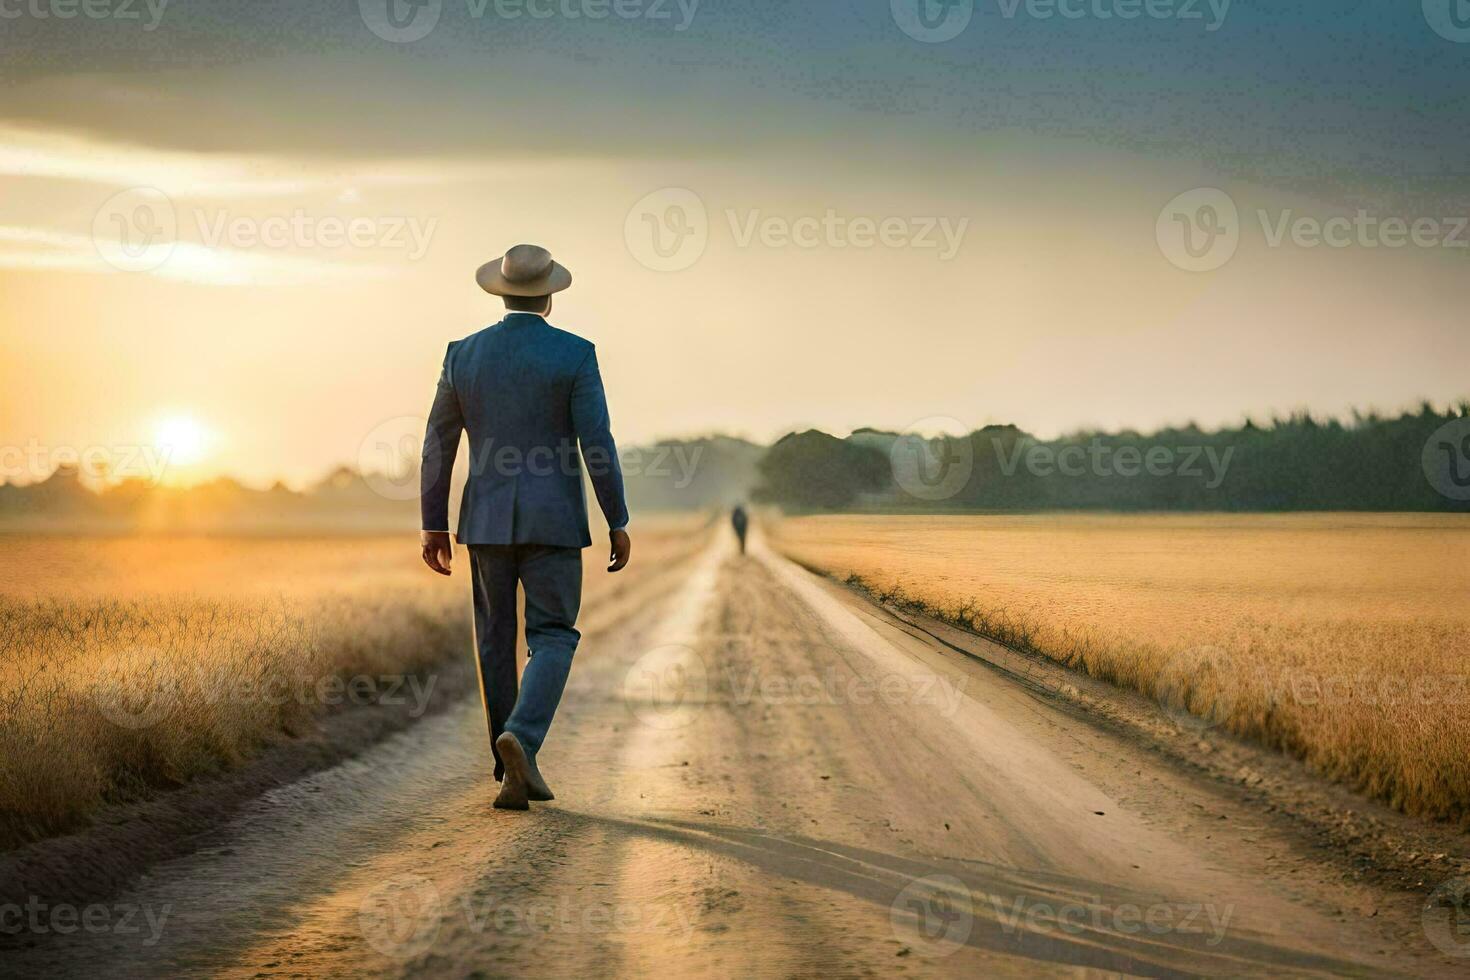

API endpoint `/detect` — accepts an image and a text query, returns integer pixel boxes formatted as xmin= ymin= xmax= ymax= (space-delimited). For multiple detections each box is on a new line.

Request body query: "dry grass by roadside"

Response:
xmin=768 ymin=513 xmax=1470 ymax=823
xmin=0 ymin=521 xmax=708 ymax=849
xmin=0 ymin=589 xmax=462 ymax=849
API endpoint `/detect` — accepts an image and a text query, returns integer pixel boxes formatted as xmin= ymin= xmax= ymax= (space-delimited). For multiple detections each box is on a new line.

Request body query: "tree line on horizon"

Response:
xmin=753 ymin=404 xmax=1470 ymax=513
xmin=4 ymin=406 xmax=1467 ymax=526
xmin=0 ymin=436 xmax=765 ymax=531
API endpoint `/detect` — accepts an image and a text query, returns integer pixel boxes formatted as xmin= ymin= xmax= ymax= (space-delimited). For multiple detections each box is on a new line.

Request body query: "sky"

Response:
xmin=1 ymin=0 xmax=1467 ymax=487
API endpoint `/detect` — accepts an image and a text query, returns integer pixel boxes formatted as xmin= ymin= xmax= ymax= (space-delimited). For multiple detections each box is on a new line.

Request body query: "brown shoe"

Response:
xmin=493 ymin=732 xmax=531 ymax=811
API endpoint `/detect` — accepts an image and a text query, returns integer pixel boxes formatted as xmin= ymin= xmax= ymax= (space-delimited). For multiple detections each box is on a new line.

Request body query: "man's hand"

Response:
xmin=608 ymin=529 xmax=631 ymax=573
xmin=421 ymin=531 xmax=453 ymax=576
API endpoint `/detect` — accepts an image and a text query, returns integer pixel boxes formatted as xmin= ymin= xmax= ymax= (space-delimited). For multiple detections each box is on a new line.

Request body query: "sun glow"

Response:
xmin=153 ymin=414 xmax=213 ymax=471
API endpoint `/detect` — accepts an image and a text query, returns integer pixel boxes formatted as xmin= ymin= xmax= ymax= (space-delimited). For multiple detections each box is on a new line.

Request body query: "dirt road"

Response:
xmin=4 ymin=532 xmax=1451 ymax=977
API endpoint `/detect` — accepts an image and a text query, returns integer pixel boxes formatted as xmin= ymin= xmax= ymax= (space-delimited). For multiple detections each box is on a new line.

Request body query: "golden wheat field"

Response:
xmin=768 ymin=513 xmax=1470 ymax=823
xmin=0 ymin=521 xmax=706 ymax=847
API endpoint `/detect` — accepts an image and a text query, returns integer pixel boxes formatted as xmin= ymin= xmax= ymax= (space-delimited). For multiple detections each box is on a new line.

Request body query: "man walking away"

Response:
xmin=419 ymin=244 xmax=631 ymax=811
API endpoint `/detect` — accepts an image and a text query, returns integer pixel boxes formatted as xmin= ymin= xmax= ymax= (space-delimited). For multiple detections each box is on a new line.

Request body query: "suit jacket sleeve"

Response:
xmin=571 ymin=346 xmax=630 ymax=532
xmin=420 ymin=343 xmax=463 ymax=533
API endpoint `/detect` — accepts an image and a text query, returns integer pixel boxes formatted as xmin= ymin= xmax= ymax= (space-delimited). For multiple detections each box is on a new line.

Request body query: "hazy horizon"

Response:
xmin=10 ymin=399 xmax=1470 ymax=495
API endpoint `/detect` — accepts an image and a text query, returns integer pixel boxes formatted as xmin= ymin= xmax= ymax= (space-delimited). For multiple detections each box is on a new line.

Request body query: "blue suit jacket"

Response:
xmin=420 ymin=313 xmax=629 ymax=548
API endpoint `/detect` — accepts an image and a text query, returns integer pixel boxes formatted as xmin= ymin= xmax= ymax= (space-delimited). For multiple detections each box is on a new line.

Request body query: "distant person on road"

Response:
xmin=419 ymin=244 xmax=631 ymax=812
xmin=731 ymin=504 xmax=749 ymax=554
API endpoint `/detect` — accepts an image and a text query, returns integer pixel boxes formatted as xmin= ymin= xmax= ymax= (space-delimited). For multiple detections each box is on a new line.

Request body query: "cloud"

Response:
xmin=0 ymin=122 xmax=503 ymax=285
xmin=0 ymin=122 xmax=500 ymax=198
xmin=0 ymin=224 xmax=390 ymax=286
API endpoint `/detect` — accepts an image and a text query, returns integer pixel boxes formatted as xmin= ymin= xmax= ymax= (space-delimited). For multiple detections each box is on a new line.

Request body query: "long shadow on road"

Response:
xmin=547 ymin=809 xmax=1381 ymax=979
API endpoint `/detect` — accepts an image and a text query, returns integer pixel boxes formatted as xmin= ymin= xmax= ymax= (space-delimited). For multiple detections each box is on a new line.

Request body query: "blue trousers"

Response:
xmin=469 ymin=544 xmax=582 ymax=780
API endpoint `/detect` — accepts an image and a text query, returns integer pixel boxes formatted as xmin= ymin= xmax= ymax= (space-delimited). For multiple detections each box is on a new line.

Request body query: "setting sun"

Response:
xmin=153 ymin=414 xmax=212 ymax=470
